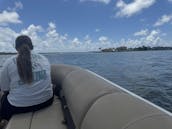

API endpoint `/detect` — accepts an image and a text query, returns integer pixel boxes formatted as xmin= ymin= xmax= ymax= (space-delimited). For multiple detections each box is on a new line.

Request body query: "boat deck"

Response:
xmin=6 ymin=96 xmax=66 ymax=129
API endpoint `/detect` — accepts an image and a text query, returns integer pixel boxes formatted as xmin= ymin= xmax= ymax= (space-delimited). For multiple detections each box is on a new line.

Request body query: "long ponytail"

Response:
xmin=17 ymin=43 xmax=33 ymax=84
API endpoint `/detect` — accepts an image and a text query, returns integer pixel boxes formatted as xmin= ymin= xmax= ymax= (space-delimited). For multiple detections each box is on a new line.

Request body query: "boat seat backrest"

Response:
xmin=62 ymin=69 xmax=122 ymax=129
xmin=51 ymin=64 xmax=172 ymax=129
xmin=51 ymin=64 xmax=81 ymax=87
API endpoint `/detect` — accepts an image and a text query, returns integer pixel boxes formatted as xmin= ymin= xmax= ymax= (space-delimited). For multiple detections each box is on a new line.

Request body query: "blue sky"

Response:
xmin=0 ymin=0 xmax=172 ymax=52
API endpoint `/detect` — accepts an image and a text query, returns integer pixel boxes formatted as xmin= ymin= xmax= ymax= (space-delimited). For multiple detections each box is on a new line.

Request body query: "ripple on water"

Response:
xmin=0 ymin=51 xmax=172 ymax=113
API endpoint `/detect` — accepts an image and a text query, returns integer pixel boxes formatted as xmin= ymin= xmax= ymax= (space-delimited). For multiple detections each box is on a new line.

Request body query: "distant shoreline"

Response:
xmin=0 ymin=52 xmax=60 ymax=55
xmin=0 ymin=46 xmax=172 ymax=55
xmin=0 ymin=52 xmax=17 ymax=55
xmin=99 ymin=46 xmax=172 ymax=52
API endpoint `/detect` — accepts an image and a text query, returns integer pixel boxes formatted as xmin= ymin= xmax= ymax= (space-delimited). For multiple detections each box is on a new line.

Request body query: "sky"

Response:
xmin=0 ymin=0 xmax=172 ymax=52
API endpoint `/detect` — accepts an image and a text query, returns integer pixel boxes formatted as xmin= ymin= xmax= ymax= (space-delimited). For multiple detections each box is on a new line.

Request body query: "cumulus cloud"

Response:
xmin=0 ymin=27 xmax=18 ymax=52
xmin=134 ymin=29 xmax=148 ymax=36
xmin=80 ymin=0 xmax=111 ymax=4
xmin=0 ymin=1 xmax=23 ymax=26
xmin=0 ymin=22 xmax=170 ymax=53
xmin=145 ymin=30 xmax=161 ymax=45
xmin=114 ymin=29 xmax=166 ymax=48
xmin=0 ymin=22 xmax=112 ymax=52
xmin=154 ymin=14 xmax=172 ymax=26
xmin=95 ymin=29 xmax=100 ymax=32
xmin=115 ymin=0 xmax=156 ymax=17
xmin=45 ymin=22 xmax=67 ymax=49
xmin=0 ymin=11 xmax=22 ymax=25
xmin=7 ymin=1 xmax=23 ymax=11
xmin=97 ymin=36 xmax=116 ymax=48
xmin=134 ymin=29 xmax=162 ymax=46
xmin=99 ymin=36 xmax=108 ymax=42
xmin=21 ymin=24 xmax=43 ymax=35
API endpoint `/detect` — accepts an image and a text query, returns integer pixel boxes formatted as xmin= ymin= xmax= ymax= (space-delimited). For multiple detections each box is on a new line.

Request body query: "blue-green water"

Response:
xmin=0 ymin=50 xmax=172 ymax=112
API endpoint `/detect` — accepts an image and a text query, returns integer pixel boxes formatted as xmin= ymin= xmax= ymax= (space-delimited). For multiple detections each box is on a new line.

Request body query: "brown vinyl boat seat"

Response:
xmin=5 ymin=96 xmax=67 ymax=129
xmin=5 ymin=64 xmax=172 ymax=129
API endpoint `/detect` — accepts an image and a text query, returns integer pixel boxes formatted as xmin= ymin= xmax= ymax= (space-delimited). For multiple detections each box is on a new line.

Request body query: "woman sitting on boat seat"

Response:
xmin=0 ymin=35 xmax=54 ymax=129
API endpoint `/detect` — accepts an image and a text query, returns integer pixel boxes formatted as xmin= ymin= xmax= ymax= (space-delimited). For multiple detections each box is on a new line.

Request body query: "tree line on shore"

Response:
xmin=99 ymin=46 xmax=172 ymax=52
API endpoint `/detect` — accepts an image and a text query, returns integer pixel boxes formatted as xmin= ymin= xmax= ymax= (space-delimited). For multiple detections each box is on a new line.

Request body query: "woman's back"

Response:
xmin=0 ymin=53 xmax=53 ymax=107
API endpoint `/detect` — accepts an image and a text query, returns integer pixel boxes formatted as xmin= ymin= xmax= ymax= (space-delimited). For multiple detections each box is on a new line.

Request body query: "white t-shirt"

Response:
xmin=0 ymin=53 xmax=53 ymax=107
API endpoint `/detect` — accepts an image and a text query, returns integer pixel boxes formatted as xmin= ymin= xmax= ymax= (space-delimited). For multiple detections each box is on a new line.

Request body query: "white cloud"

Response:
xmin=0 ymin=27 xmax=18 ymax=52
xmin=80 ymin=0 xmax=111 ymax=4
xmin=119 ymin=29 xmax=164 ymax=48
xmin=168 ymin=0 xmax=172 ymax=2
xmin=46 ymin=22 xmax=67 ymax=43
xmin=46 ymin=22 xmax=58 ymax=38
xmin=0 ymin=11 xmax=22 ymax=25
xmin=71 ymin=38 xmax=81 ymax=47
xmin=145 ymin=30 xmax=161 ymax=45
xmin=0 ymin=22 xmax=170 ymax=53
xmin=99 ymin=36 xmax=108 ymax=41
xmin=98 ymin=36 xmax=114 ymax=47
xmin=48 ymin=22 xmax=56 ymax=30
xmin=134 ymin=29 xmax=148 ymax=36
xmin=95 ymin=29 xmax=100 ymax=32
xmin=154 ymin=14 xmax=172 ymax=26
xmin=21 ymin=24 xmax=43 ymax=40
xmin=116 ymin=0 xmax=156 ymax=17
xmin=0 ymin=1 xmax=23 ymax=26
xmin=0 ymin=22 xmax=113 ymax=52
xmin=14 ymin=1 xmax=23 ymax=10
xmin=7 ymin=1 xmax=23 ymax=11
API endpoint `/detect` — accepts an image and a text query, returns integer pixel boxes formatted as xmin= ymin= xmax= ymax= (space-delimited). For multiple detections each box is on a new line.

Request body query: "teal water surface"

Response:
xmin=0 ymin=50 xmax=172 ymax=112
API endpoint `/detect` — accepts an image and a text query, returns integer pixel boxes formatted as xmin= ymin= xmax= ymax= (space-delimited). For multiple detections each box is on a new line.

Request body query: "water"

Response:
xmin=0 ymin=50 xmax=172 ymax=112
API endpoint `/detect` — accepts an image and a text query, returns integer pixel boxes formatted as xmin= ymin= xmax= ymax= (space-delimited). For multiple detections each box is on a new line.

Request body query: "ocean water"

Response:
xmin=0 ymin=50 xmax=172 ymax=112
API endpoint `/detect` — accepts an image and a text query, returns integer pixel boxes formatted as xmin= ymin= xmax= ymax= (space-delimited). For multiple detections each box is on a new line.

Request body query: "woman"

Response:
xmin=0 ymin=35 xmax=53 ymax=128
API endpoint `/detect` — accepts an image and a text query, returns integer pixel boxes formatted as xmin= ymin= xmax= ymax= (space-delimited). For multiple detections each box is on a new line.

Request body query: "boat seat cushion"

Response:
xmin=62 ymin=69 xmax=122 ymax=128
xmin=81 ymin=93 xmax=172 ymax=129
xmin=6 ymin=96 xmax=67 ymax=129
xmin=51 ymin=64 xmax=81 ymax=87
xmin=5 ymin=113 xmax=32 ymax=129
